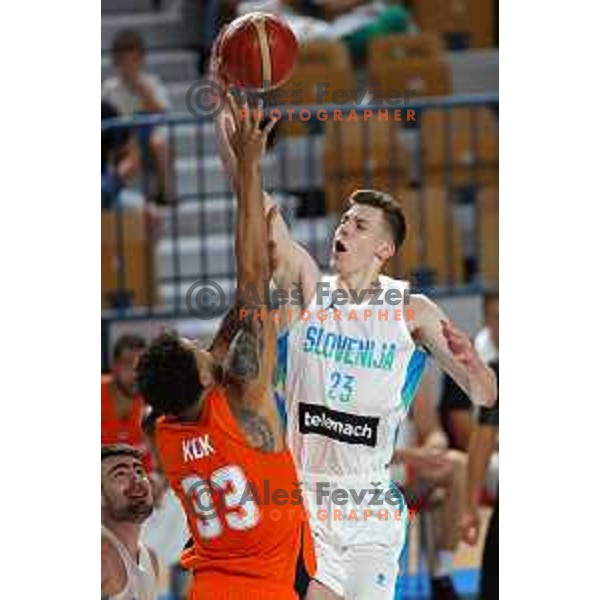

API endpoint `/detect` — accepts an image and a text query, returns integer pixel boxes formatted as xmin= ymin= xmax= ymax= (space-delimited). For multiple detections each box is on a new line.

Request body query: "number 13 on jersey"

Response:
xmin=181 ymin=465 xmax=260 ymax=540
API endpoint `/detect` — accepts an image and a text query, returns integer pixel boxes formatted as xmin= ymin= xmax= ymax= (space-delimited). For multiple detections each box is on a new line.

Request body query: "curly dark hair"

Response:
xmin=136 ymin=331 xmax=202 ymax=416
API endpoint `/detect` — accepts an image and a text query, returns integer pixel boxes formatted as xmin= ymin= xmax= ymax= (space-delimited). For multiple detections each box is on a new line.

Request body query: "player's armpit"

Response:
xmin=409 ymin=294 xmax=497 ymax=407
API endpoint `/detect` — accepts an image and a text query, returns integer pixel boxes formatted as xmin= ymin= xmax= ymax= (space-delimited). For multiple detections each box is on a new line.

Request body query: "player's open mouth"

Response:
xmin=334 ymin=240 xmax=347 ymax=253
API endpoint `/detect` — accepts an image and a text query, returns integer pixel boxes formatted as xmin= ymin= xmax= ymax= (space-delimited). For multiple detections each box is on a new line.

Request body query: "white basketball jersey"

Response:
xmin=279 ymin=274 xmax=427 ymax=480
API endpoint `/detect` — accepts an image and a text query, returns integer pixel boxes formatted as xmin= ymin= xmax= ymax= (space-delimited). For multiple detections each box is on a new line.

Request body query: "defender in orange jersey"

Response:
xmin=136 ymin=94 xmax=314 ymax=600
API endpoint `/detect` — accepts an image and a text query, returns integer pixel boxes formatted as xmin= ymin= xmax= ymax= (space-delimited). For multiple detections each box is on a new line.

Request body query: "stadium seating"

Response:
xmin=368 ymin=32 xmax=443 ymax=63
xmin=368 ymin=57 xmax=452 ymax=100
xmin=323 ymin=118 xmax=410 ymax=215
xmin=275 ymin=39 xmax=356 ymax=105
xmin=101 ymin=210 xmax=158 ymax=308
xmin=387 ymin=187 xmax=464 ymax=285
xmin=477 ymin=186 xmax=499 ymax=285
xmin=274 ymin=40 xmax=356 ymax=136
xmin=367 ymin=33 xmax=450 ymax=101
xmin=411 ymin=0 xmax=495 ymax=49
xmin=420 ymin=106 xmax=499 ymax=186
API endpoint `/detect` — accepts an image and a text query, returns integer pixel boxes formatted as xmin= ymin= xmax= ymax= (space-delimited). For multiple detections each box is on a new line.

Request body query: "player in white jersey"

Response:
xmin=215 ymin=100 xmax=497 ymax=598
xmin=102 ymin=444 xmax=159 ymax=600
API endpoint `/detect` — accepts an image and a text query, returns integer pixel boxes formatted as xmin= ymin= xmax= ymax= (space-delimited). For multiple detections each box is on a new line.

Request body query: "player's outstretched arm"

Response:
xmin=409 ymin=294 xmax=497 ymax=407
xmin=214 ymin=96 xmax=320 ymax=315
xmin=221 ymin=92 xmax=279 ymax=405
xmin=225 ymin=91 xmax=276 ymax=299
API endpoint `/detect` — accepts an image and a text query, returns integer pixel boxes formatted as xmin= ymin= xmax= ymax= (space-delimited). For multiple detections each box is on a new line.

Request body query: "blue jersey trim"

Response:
xmin=275 ymin=332 xmax=290 ymax=427
xmin=399 ymin=348 xmax=428 ymax=414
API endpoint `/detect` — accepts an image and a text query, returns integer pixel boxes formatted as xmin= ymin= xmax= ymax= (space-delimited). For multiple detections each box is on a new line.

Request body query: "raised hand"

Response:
xmin=225 ymin=92 xmax=278 ymax=168
xmin=441 ymin=320 xmax=478 ymax=369
xmin=441 ymin=319 xmax=497 ymax=407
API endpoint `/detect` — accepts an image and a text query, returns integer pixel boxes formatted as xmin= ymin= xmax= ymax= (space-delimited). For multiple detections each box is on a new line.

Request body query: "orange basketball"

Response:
xmin=217 ymin=12 xmax=298 ymax=92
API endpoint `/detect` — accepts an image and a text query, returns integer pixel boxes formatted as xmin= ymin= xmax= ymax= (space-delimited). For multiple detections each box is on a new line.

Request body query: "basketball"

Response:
xmin=216 ymin=12 xmax=298 ymax=92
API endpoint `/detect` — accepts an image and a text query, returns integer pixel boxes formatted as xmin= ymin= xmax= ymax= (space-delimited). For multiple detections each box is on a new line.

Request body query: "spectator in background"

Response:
xmin=439 ymin=292 xmax=499 ymax=502
xmin=438 ymin=292 xmax=499 ymax=600
xmin=391 ymin=383 xmax=467 ymax=600
xmin=102 ymin=29 xmax=173 ymax=204
xmin=439 ymin=291 xmax=499 ymax=446
xmin=102 ymin=100 xmax=140 ymax=209
xmin=198 ymin=0 xmax=239 ymax=72
xmin=461 ymin=362 xmax=499 ymax=600
xmin=101 ymin=444 xmax=159 ymax=600
xmin=236 ymin=1 xmax=414 ymax=63
xmin=101 ymin=334 xmax=154 ymax=472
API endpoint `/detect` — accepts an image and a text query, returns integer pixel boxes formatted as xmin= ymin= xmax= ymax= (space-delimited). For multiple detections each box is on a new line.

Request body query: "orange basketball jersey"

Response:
xmin=101 ymin=375 xmax=153 ymax=471
xmin=154 ymin=386 xmax=315 ymax=600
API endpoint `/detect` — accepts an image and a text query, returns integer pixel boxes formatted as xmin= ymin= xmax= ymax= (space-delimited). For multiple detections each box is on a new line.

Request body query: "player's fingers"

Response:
xmin=238 ymin=89 xmax=250 ymax=133
xmin=443 ymin=323 xmax=470 ymax=351
xmin=441 ymin=318 xmax=463 ymax=334
xmin=225 ymin=91 xmax=241 ymax=130
xmin=447 ymin=336 xmax=470 ymax=355
xmin=443 ymin=328 xmax=464 ymax=348
xmin=262 ymin=114 xmax=280 ymax=139
xmin=445 ymin=326 xmax=472 ymax=353
xmin=252 ymin=97 xmax=264 ymax=133
xmin=441 ymin=319 xmax=463 ymax=340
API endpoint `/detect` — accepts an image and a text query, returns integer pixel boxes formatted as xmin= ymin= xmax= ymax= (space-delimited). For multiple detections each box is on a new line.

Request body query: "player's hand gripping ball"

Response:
xmin=216 ymin=12 xmax=298 ymax=92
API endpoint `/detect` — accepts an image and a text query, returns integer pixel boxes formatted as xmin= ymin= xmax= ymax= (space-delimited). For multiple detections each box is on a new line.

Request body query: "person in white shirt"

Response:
xmin=102 ymin=29 xmax=172 ymax=203
xmin=102 ymin=444 xmax=159 ymax=600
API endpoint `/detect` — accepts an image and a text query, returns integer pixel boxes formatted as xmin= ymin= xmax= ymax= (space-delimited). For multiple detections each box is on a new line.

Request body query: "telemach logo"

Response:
xmin=299 ymin=403 xmax=379 ymax=447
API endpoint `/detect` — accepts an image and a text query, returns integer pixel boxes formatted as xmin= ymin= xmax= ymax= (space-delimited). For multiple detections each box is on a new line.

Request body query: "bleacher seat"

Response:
xmin=420 ymin=106 xmax=498 ymax=186
xmin=412 ymin=0 xmax=495 ymax=49
xmin=275 ymin=40 xmax=356 ymax=136
xmin=101 ymin=209 xmax=158 ymax=308
xmin=275 ymin=40 xmax=355 ymax=105
xmin=323 ymin=118 xmax=410 ymax=215
xmin=477 ymin=186 xmax=499 ymax=285
xmin=368 ymin=57 xmax=452 ymax=101
xmin=387 ymin=187 xmax=465 ymax=285
xmin=368 ymin=32 xmax=443 ymax=64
